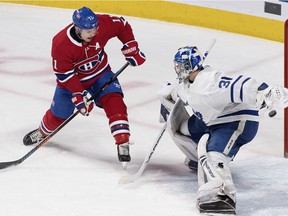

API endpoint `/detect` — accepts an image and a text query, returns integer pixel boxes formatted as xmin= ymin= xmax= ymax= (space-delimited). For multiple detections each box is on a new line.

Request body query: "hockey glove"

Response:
xmin=121 ymin=40 xmax=146 ymax=66
xmin=256 ymin=83 xmax=288 ymax=117
xmin=72 ymin=90 xmax=94 ymax=116
xmin=157 ymin=81 xmax=176 ymax=122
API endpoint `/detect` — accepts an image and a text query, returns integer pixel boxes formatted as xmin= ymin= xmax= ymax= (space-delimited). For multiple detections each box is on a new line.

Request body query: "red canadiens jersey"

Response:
xmin=51 ymin=15 xmax=135 ymax=93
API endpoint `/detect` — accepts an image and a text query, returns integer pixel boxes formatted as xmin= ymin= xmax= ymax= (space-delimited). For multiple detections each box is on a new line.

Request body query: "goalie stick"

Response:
xmin=0 ymin=62 xmax=130 ymax=170
xmin=202 ymin=38 xmax=216 ymax=62
xmin=118 ymin=41 xmax=217 ymax=184
xmin=118 ymin=122 xmax=167 ymax=184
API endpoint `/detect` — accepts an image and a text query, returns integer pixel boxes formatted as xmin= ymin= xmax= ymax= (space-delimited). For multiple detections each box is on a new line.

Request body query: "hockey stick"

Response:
xmin=203 ymin=38 xmax=216 ymax=62
xmin=118 ymin=122 xmax=167 ymax=184
xmin=0 ymin=62 xmax=130 ymax=170
xmin=118 ymin=41 xmax=217 ymax=184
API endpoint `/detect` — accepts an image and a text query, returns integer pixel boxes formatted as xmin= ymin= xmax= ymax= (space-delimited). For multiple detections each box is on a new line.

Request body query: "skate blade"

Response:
xmin=121 ymin=162 xmax=127 ymax=170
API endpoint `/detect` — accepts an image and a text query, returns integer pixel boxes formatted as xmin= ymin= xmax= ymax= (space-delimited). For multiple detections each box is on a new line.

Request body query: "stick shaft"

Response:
xmin=0 ymin=62 xmax=130 ymax=169
xmin=118 ymin=123 xmax=167 ymax=184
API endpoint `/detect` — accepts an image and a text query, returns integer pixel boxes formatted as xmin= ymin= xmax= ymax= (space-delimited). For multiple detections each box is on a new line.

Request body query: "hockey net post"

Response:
xmin=285 ymin=19 xmax=288 ymax=158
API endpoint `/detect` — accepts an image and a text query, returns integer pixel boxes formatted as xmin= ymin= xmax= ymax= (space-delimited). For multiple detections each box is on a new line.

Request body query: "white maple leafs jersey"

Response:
xmin=172 ymin=66 xmax=260 ymax=126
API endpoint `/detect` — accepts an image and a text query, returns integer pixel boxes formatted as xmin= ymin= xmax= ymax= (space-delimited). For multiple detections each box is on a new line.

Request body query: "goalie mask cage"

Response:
xmin=285 ymin=19 xmax=288 ymax=158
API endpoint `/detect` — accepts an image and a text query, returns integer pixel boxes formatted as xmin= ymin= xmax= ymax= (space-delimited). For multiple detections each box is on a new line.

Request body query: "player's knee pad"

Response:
xmin=40 ymin=109 xmax=65 ymax=136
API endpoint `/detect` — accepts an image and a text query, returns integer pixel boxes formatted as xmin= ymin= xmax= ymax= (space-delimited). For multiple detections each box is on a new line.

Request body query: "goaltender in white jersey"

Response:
xmin=158 ymin=45 xmax=288 ymax=215
xmin=174 ymin=66 xmax=260 ymax=126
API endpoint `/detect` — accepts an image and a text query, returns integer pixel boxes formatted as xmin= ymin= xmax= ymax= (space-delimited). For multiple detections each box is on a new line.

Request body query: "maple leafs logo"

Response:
xmin=193 ymin=110 xmax=206 ymax=125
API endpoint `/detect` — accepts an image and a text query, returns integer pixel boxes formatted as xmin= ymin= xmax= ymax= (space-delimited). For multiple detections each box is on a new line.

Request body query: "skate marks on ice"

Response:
xmin=231 ymin=157 xmax=288 ymax=216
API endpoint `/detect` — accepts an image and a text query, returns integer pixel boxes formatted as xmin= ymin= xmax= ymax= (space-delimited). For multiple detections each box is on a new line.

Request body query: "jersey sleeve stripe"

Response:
xmin=54 ymin=69 xmax=75 ymax=83
xmin=230 ymin=75 xmax=243 ymax=103
xmin=240 ymin=77 xmax=251 ymax=102
xmin=217 ymin=109 xmax=259 ymax=118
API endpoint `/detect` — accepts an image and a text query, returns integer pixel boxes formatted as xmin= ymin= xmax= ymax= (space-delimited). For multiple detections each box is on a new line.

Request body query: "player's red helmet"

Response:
xmin=72 ymin=6 xmax=98 ymax=29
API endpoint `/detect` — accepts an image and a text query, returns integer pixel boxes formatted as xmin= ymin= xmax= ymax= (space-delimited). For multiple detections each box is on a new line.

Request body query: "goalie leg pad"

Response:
xmin=174 ymin=131 xmax=198 ymax=163
xmin=197 ymin=134 xmax=236 ymax=214
xmin=167 ymin=99 xmax=190 ymax=135
xmin=167 ymin=99 xmax=198 ymax=163
xmin=257 ymin=84 xmax=288 ymax=117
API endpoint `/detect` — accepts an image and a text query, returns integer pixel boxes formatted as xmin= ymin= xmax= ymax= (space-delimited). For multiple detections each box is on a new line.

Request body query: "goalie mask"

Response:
xmin=174 ymin=46 xmax=203 ymax=80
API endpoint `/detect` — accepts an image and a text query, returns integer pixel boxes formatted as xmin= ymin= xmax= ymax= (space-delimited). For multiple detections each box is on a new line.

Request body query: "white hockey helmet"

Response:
xmin=174 ymin=46 xmax=203 ymax=80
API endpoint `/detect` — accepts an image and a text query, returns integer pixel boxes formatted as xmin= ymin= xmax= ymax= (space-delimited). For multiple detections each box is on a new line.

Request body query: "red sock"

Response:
xmin=39 ymin=109 xmax=65 ymax=136
xmin=99 ymin=93 xmax=130 ymax=144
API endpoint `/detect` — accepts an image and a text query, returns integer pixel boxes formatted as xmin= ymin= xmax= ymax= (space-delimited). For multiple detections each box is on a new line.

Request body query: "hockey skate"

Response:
xmin=117 ymin=143 xmax=131 ymax=162
xmin=23 ymin=129 xmax=44 ymax=146
xmin=197 ymin=194 xmax=236 ymax=215
xmin=184 ymin=157 xmax=198 ymax=170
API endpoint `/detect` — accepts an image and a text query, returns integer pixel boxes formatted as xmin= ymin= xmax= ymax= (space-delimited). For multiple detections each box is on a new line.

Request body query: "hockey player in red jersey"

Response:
xmin=23 ymin=6 xmax=146 ymax=163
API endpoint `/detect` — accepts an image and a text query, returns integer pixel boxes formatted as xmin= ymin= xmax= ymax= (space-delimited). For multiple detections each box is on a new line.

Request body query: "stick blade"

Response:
xmin=118 ymin=174 xmax=137 ymax=184
xmin=0 ymin=161 xmax=19 ymax=169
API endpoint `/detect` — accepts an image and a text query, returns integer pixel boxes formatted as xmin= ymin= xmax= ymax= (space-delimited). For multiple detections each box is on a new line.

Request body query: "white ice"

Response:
xmin=0 ymin=3 xmax=287 ymax=216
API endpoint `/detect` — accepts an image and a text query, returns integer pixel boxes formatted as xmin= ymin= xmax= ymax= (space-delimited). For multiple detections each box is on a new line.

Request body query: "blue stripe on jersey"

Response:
xmin=230 ymin=75 xmax=242 ymax=103
xmin=55 ymin=70 xmax=75 ymax=83
xmin=217 ymin=109 xmax=259 ymax=118
xmin=240 ymin=77 xmax=251 ymax=102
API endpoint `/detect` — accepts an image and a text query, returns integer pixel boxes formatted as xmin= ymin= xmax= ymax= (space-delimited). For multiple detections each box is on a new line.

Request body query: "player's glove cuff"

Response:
xmin=72 ymin=90 xmax=94 ymax=116
xmin=121 ymin=40 xmax=146 ymax=66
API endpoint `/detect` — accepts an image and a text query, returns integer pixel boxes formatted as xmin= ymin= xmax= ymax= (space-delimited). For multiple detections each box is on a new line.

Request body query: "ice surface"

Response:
xmin=0 ymin=3 xmax=287 ymax=216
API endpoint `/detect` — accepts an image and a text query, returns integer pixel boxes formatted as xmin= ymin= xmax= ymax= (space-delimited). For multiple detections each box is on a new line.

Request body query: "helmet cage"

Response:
xmin=173 ymin=46 xmax=203 ymax=80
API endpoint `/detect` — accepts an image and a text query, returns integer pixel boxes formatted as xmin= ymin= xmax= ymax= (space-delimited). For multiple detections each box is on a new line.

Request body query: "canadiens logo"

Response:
xmin=75 ymin=54 xmax=102 ymax=75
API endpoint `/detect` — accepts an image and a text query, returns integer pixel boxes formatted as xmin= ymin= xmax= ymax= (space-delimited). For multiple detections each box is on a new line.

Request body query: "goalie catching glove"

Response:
xmin=256 ymin=83 xmax=288 ymax=117
xmin=72 ymin=90 xmax=94 ymax=116
xmin=121 ymin=40 xmax=146 ymax=66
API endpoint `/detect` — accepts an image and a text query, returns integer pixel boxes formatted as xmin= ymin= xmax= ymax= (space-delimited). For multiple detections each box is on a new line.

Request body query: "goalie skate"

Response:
xmin=197 ymin=195 xmax=236 ymax=215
